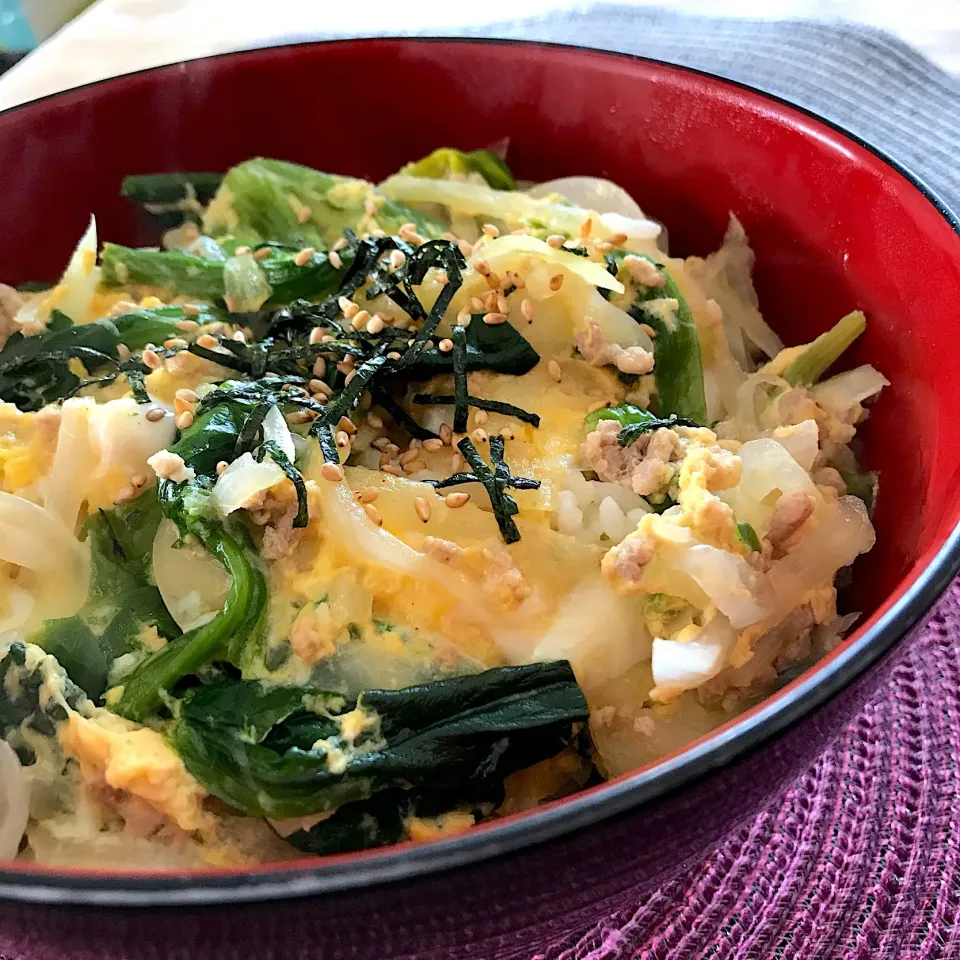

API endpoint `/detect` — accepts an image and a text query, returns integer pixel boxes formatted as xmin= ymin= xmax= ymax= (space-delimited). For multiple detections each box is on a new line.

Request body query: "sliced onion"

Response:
xmin=0 ymin=490 xmax=83 ymax=572
xmin=212 ymin=452 xmax=285 ymax=516
xmin=153 ymin=518 xmax=231 ymax=631
xmin=44 ymin=397 xmax=98 ymax=533
xmin=0 ymin=740 xmax=29 ymax=860
xmin=528 ymin=176 xmax=647 ymax=219
xmin=811 ymin=365 xmax=889 ymax=415
xmin=262 ymin=405 xmax=296 ymax=462
xmin=651 ymin=612 xmax=738 ymax=700
xmin=380 ymin=174 xmax=661 ymax=246
xmin=473 ymin=235 xmax=623 ymax=294
xmin=768 ymin=419 xmax=819 ymax=472
xmin=756 ymin=496 xmax=875 ymax=623
xmin=669 ymin=544 xmax=766 ymax=628
xmin=223 ymin=250 xmax=271 ymax=312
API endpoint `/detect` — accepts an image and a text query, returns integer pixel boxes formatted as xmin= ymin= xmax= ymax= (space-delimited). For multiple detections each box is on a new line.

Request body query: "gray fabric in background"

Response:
xmin=300 ymin=5 xmax=960 ymax=212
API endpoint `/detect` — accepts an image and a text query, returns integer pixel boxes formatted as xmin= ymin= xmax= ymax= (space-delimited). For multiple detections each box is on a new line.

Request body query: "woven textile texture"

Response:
xmin=3 ymin=8 xmax=960 ymax=958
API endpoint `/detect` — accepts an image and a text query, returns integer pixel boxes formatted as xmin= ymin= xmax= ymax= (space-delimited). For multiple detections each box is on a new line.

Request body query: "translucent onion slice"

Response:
xmin=380 ymin=174 xmax=661 ymax=245
xmin=811 ymin=365 xmax=889 ymax=416
xmin=212 ymin=452 xmax=285 ymax=516
xmin=261 ymin=405 xmax=296 ymax=461
xmin=651 ymin=612 xmax=739 ymax=701
xmin=528 ymin=176 xmax=647 ymax=218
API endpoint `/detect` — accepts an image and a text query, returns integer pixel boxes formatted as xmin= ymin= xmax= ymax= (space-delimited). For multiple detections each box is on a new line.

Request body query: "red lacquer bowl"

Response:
xmin=1 ymin=39 xmax=959 ymax=913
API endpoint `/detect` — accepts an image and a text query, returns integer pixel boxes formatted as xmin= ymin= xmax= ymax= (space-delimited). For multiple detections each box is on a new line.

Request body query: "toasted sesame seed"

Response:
xmin=482 ymin=223 xmax=500 ymax=239
xmin=399 ymin=448 xmax=420 ymax=467
xmin=474 ymin=259 xmax=490 ymax=277
xmin=384 ymin=443 xmax=400 ymax=457
xmin=358 ymin=487 xmax=379 ymax=503
xmin=444 ymin=492 xmax=470 ymax=508
xmin=320 ymin=462 xmax=344 ymax=482
xmin=176 ymin=410 xmax=195 ymax=430
xmin=363 ymin=503 xmax=383 ymax=526
xmin=336 ymin=431 xmax=352 ymax=449
xmin=113 ymin=486 xmax=136 ymax=505
xmin=546 ymin=234 xmax=565 ymax=248
xmin=496 ymin=293 xmax=509 ymax=314
xmin=367 ymin=412 xmax=384 ymax=429
xmin=339 ymin=296 xmax=359 ymax=318
xmin=380 ymin=463 xmax=402 ymax=476
xmin=175 ymin=388 xmax=200 ymax=404
xmin=500 ymin=426 xmax=515 ymax=441
xmin=142 ymin=349 xmax=163 ymax=370
xmin=182 ymin=303 xmax=201 ymax=317
xmin=457 ymin=239 xmax=474 ymax=258
xmin=145 ymin=407 xmax=166 ymax=423
xmin=296 ymin=204 xmax=311 ymax=224
xmin=438 ymin=338 xmax=454 ymax=353
xmin=485 ymin=272 xmax=501 ymax=290
xmin=231 ymin=330 xmax=247 ymax=344
xmin=310 ymin=379 xmax=332 ymax=399
xmin=163 ymin=337 xmax=188 ymax=349
xmin=294 ymin=247 xmax=316 ymax=267
xmin=450 ymin=452 xmax=464 ymax=472
xmin=387 ymin=350 xmax=402 ymax=361
xmin=608 ymin=232 xmax=628 ymax=246
xmin=547 ymin=360 xmax=562 ymax=382
xmin=287 ymin=409 xmax=316 ymax=425
xmin=580 ymin=217 xmax=593 ymax=240
xmin=322 ymin=334 xmax=336 ymax=343
xmin=402 ymin=459 xmax=426 ymax=474
xmin=483 ymin=312 xmax=508 ymax=325
xmin=475 ymin=409 xmax=489 ymax=425
xmin=521 ymin=298 xmax=535 ymax=322
xmin=470 ymin=296 xmax=485 ymax=313
xmin=235 ymin=246 xmax=251 ymax=257
xmin=389 ymin=249 xmax=406 ymax=270
xmin=366 ymin=315 xmax=385 ymax=335
xmin=472 ymin=429 xmax=489 ymax=444
xmin=174 ymin=397 xmax=193 ymax=416
xmin=344 ymin=369 xmax=357 ymax=385
xmin=372 ymin=437 xmax=391 ymax=451
xmin=337 ymin=416 xmax=358 ymax=435
xmin=549 ymin=273 xmax=564 ymax=291
xmin=308 ymin=327 xmax=325 ymax=346
xmin=423 ymin=438 xmax=444 ymax=452
xmin=333 ymin=237 xmax=349 ymax=251
xmin=197 ymin=334 xmax=219 ymax=349
xmin=253 ymin=246 xmax=272 ymax=260
xmin=131 ymin=473 xmax=147 ymax=488
xmin=328 ymin=250 xmax=343 ymax=270
xmin=117 ymin=344 xmax=132 ymax=361
xmin=414 ymin=497 xmax=432 ymax=523
xmin=439 ymin=423 xmax=453 ymax=445
xmin=434 ymin=269 xmax=448 ymax=286
xmin=456 ymin=309 xmax=472 ymax=326
xmin=351 ymin=310 xmax=370 ymax=330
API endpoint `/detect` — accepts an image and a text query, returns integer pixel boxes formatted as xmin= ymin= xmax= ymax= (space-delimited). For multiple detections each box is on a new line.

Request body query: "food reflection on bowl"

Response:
xmin=0 ymin=38 xmax=959 ymax=905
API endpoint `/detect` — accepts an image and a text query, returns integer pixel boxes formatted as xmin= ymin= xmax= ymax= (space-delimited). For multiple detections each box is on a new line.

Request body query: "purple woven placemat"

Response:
xmin=4 ymin=8 xmax=960 ymax=958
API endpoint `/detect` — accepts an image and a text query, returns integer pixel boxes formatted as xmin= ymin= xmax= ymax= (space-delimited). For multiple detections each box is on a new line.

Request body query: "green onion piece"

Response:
xmin=736 ymin=521 xmax=762 ymax=552
xmin=782 ymin=310 xmax=866 ymax=386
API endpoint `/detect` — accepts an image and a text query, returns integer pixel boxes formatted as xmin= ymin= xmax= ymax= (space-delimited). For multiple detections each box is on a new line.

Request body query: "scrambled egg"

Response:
xmin=58 ymin=711 xmax=214 ymax=834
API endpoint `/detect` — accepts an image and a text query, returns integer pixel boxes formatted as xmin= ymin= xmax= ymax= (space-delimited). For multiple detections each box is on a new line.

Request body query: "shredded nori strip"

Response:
xmin=259 ymin=441 xmax=309 ymax=528
xmin=317 ymin=354 xmax=391 ymax=427
xmin=187 ymin=341 xmax=250 ymax=373
xmin=309 ymin=419 xmax=341 ymax=465
xmin=618 ymin=414 xmax=701 ymax=448
xmin=233 ymin=400 xmax=273 ymax=459
xmin=412 ymin=393 xmax=541 ymax=428
xmin=370 ymin=388 xmax=439 ymax=441
xmin=428 ymin=437 xmax=540 ymax=544
xmin=452 ymin=324 xmax=469 ymax=433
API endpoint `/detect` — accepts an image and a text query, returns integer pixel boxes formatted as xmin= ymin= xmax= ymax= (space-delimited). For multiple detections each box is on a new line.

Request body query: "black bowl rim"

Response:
xmin=1 ymin=35 xmax=959 ymax=907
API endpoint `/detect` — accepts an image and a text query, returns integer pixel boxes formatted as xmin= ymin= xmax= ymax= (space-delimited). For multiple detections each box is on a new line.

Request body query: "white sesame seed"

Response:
xmin=500 ymin=426 xmax=515 ymax=441
xmin=351 ymin=310 xmax=370 ymax=330
xmin=434 ymin=269 xmax=448 ymax=286
xmin=640 ymin=323 xmax=657 ymax=339
xmin=333 ymin=237 xmax=349 ymax=251
xmin=389 ymin=249 xmax=406 ymax=270
xmin=482 ymin=224 xmax=500 ymax=239
xmin=365 ymin=198 xmax=379 ymax=218
xmin=320 ymin=462 xmax=344 ymax=482
xmin=399 ymin=448 xmax=421 ymax=467
xmin=486 ymin=272 xmax=501 ymax=290
xmin=131 ymin=473 xmax=147 ymax=488
xmin=113 ymin=486 xmax=136 ymax=505
xmin=182 ymin=304 xmax=201 ymax=317
xmin=344 ymin=370 xmax=357 ymax=384
xmin=328 ymin=250 xmax=343 ymax=270
xmin=296 ymin=204 xmax=311 ymax=224
xmin=402 ymin=459 xmax=426 ymax=474
xmin=235 ymin=246 xmax=251 ymax=257
xmin=387 ymin=350 xmax=402 ymax=361
xmin=608 ymin=232 xmax=628 ymax=246
xmin=483 ymin=312 xmax=508 ymax=325
xmin=117 ymin=343 xmax=132 ymax=361
xmin=475 ymin=410 xmax=489 ymax=425
xmin=496 ymin=293 xmax=509 ymax=315
xmin=439 ymin=423 xmax=452 ymax=445
xmin=366 ymin=315 xmax=385 ymax=335
xmin=294 ymin=247 xmax=315 ymax=267
xmin=308 ymin=327 xmax=325 ymax=346
xmin=471 ymin=428 xmax=488 ymax=444
xmin=339 ymin=296 xmax=359 ymax=319
xmin=364 ymin=503 xmax=383 ymax=525
xmin=547 ymin=360 xmax=562 ymax=382
xmin=451 ymin=452 xmax=464 ymax=472
xmin=438 ymin=338 xmax=454 ymax=353
xmin=414 ymin=497 xmax=432 ymax=523
xmin=423 ymin=438 xmax=444 ymax=452
xmin=337 ymin=416 xmax=358 ymax=435
xmin=253 ymin=246 xmax=272 ymax=260
xmin=457 ymin=239 xmax=474 ymax=258
xmin=546 ymin=234 xmax=565 ymax=248
xmin=445 ymin=492 xmax=470 ymax=508
xmin=358 ymin=487 xmax=379 ymax=503
xmin=367 ymin=412 xmax=384 ymax=429
xmin=380 ymin=463 xmax=402 ymax=476
xmin=163 ymin=337 xmax=188 ymax=349
xmin=216 ymin=460 xmax=229 ymax=475
xmin=474 ymin=259 xmax=490 ymax=277
xmin=335 ymin=430 xmax=350 ymax=448
xmin=197 ymin=334 xmax=219 ymax=349
xmin=175 ymin=410 xmax=195 ymax=430
xmin=142 ymin=349 xmax=163 ymax=370
xmin=521 ymin=298 xmax=535 ymax=322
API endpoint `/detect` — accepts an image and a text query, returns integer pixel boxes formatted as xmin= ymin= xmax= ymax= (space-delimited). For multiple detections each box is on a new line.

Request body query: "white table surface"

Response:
xmin=1 ymin=0 xmax=959 ymax=112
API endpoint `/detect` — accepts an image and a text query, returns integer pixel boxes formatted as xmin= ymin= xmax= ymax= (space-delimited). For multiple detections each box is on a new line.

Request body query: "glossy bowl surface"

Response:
xmin=1 ymin=38 xmax=959 ymax=907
